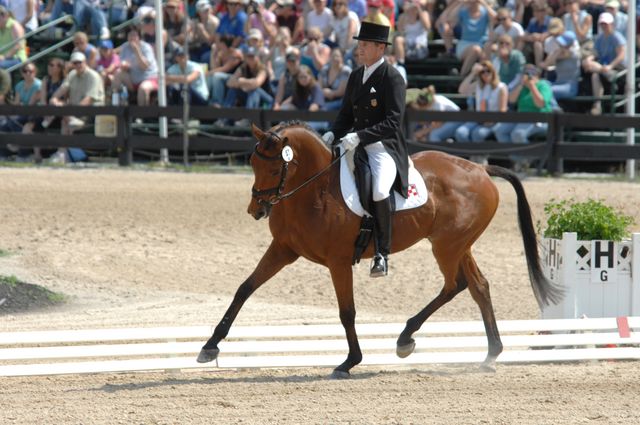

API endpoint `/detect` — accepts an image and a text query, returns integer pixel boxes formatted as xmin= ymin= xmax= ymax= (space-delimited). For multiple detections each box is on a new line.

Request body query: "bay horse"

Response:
xmin=197 ymin=122 xmax=561 ymax=377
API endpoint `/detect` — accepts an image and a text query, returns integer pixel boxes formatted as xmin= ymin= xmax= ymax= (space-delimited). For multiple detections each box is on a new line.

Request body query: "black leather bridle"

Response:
xmin=251 ymin=131 xmax=346 ymax=207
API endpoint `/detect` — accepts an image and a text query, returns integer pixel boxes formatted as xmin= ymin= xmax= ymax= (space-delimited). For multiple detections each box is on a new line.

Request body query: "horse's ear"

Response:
xmin=251 ymin=123 xmax=265 ymax=140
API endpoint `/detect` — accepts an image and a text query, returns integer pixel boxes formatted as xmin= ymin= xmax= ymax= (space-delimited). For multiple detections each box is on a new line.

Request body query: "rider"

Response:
xmin=322 ymin=22 xmax=408 ymax=278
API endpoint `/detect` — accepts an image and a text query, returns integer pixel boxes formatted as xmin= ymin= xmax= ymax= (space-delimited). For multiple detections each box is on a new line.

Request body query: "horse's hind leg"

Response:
xmin=461 ymin=252 xmax=503 ymax=372
xmin=197 ymin=240 xmax=299 ymax=363
xmin=396 ymin=248 xmax=468 ymax=358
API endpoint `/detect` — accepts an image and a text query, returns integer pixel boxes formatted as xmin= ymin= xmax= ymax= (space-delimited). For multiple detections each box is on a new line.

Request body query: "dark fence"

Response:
xmin=1 ymin=105 xmax=639 ymax=173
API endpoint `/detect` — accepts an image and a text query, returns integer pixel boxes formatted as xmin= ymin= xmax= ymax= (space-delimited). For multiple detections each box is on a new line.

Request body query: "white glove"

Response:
xmin=340 ymin=132 xmax=360 ymax=151
xmin=321 ymin=131 xmax=334 ymax=146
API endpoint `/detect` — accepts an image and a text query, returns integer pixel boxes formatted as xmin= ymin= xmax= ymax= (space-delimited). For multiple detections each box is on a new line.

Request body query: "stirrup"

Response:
xmin=370 ymin=254 xmax=388 ymax=278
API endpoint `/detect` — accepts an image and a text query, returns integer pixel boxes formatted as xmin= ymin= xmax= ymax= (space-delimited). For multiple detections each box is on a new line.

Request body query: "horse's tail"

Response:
xmin=485 ymin=165 xmax=563 ymax=308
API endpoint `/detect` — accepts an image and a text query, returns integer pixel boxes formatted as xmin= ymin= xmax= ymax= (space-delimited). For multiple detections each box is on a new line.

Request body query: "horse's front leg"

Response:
xmin=328 ymin=262 xmax=362 ymax=379
xmin=197 ymin=240 xmax=299 ymax=363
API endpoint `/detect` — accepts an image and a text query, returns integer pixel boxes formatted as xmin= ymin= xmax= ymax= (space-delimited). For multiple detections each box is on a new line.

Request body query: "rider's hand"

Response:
xmin=321 ymin=131 xmax=334 ymax=146
xmin=340 ymin=132 xmax=360 ymax=151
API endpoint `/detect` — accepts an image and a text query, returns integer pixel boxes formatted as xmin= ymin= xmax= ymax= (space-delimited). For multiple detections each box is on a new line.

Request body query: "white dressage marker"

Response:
xmin=0 ymin=317 xmax=638 ymax=377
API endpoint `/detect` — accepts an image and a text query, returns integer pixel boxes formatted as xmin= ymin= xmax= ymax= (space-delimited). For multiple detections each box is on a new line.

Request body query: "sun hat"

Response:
xmin=556 ymin=31 xmax=576 ymax=48
xmin=598 ymin=12 xmax=614 ymax=24
xmin=70 ymin=51 xmax=86 ymax=63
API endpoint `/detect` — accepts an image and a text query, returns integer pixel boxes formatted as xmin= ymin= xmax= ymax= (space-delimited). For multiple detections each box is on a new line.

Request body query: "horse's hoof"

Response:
xmin=396 ymin=340 xmax=416 ymax=358
xmin=479 ymin=360 xmax=497 ymax=373
xmin=330 ymin=369 xmax=351 ymax=380
xmin=197 ymin=348 xmax=220 ymax=363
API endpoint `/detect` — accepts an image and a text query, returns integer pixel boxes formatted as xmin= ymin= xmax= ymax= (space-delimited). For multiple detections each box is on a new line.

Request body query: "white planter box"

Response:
xmin=541 ymin=232 xmax=640 ymax=319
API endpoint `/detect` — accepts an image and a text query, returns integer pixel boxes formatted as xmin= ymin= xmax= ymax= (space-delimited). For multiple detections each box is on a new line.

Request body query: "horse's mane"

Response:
xmin=271 ymin=121 xmax=330 ymax=152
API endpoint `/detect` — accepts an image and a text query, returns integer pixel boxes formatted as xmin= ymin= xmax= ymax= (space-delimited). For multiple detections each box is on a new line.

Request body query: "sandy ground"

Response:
xmin=1 ymin=167 xmax=639 ymax=424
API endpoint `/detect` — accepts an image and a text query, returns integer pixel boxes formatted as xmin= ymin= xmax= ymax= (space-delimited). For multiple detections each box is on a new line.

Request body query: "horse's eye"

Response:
xmin=270 ymin=170 xmax=280 ymax=176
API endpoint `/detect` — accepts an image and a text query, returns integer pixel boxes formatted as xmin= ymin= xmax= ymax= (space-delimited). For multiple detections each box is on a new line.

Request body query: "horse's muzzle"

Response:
xmin=248 ymin=202 xmax=271 ymax=220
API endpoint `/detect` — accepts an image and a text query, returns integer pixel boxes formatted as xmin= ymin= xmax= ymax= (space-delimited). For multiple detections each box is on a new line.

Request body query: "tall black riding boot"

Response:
xmin=370 ymin=197 xmax=392 ymax=278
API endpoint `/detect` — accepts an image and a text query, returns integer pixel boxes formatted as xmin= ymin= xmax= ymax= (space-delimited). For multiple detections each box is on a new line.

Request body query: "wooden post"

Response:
xmin=117 ymin=105 xmax=132 ymax=166
xmin=633 ymin=233 xmax=640 ymax=316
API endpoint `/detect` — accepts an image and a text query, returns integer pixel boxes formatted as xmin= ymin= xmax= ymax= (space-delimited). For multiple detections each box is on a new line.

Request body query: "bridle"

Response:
xmin=251 ymin=131 xmax=346 ymax=207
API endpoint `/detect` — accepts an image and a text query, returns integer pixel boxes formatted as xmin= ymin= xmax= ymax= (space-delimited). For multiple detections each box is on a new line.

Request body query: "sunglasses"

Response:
xmin=72 ymin=61 xmax=83 ymax=65
xmin=498 ymin=41 xmax=511 ymax=46
xmin=497 ymin=17 xmax=507 ymax=22
xmin=480 ymin=69 xmax=491 ymax=74
xmin=22 ymin=68 xmax=35 ymax=74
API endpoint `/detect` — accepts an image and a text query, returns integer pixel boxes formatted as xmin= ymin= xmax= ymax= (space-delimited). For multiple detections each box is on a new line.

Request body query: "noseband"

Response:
xmin=251 ymin=130 xmax=346 ymax=207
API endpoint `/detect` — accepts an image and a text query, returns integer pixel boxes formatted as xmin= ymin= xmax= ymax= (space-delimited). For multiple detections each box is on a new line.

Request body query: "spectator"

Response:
xmin=273 ymin=0 xmax=304 ymax=44
xmin=348 ymin=0 xmax=367 ymax=20
xmin=492 ymin=34 xmax=526 ymax=94
xmin=0 ymin=68 xmax=10 ymax=104
xmin=493 ymin=63 xmax=553 ymax=148
xmin=267 ymin=27 xmax=293 ymax=92
xmin=96 ymin=39 xmax=121 ymax=97
xmin=72 ymin=31 xmax=99 ymax=70
xmin=561 ymin=0 xmax=592 ymax=45
xmin=207 ymin=34 xmax=243 ymax=106
xmin=217 ymin=46 xmax=272 ymax=126
xmin=409 ymin=85 xmax=462 ymax=143
xmin=318 ymin=47 xmax=351 ymax=111
xmin=216 ymin=0 xmax=248 ymax=48
xmin=140 ymin=10 xmax=179 ymax=68
xmin=394 ymin=0 xmax=431 ymax=64
xmin=7 ymin=0 xmax=38 ymax=33
xmin=191 ymin=0 xmax=220 ymax=64
xmin=602 ymin=0 xmax=627 ymax=39
xmin=306 ymin=0 xmax=333 ymax=40
xmin=273 ymin=47 xmax=301 ymax=110
xmin=281 ymin=64 xmax=325 ymax=130
xmin=245 ymin=0 xmax=277 ymax=45
xmin=163 ymin=0 xmax=188 ymax=46
xmin=540 ymin=30 xmax=580 ymax=99
xmin=0 ymin=63 xmax=41 ymax=160
xmin=113 ymin=28 xmax=159 ymax=107
xmin=540 ymin=17 xmax=564 ymax=65
xmin=165 ymin=47 xmax=209 ymax=106
xmin=0 ymin=6 xmax=26 ymax=70
xmin=522 ymin=2 xmax=552 ymax=48
xmin=246 ymin=28 xmax=270 ymax=64
xmin=521 ymin=3 xmax=552 ymax=67
xmin=456 ymin=60 xmax=508 ymax=143
xmin=102 ymin=0 xmax=131 ymax=27
xmin=48 ymin=51 xmax=105 ymax=164
xmin=582 ymin=12 xmax=626 ymax=115
xmin=300 ymin=26 xmax=331 ymax=77
xmin=441 ymin=0 xmax=496 ymax=77
xmin=363 ymin=0 xmax=392 ymax=29
xmin=485 ymin=7 xmax=525 ymax=58
xmin=328 ymin=0 xmax=359 ymax=54
xmin=48 ymin=0 xmax=110 ymax=40
xmin=23 ymin=56 xmax=66 ymax=135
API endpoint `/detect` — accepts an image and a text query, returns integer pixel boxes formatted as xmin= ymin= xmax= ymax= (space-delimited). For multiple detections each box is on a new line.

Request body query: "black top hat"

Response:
xmin=353 ymin=22 xmax=391 ymax=45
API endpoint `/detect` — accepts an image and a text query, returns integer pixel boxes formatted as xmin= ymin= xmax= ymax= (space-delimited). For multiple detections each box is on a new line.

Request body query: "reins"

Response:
xmin=251 ymin=131 xmax=346 ymax=207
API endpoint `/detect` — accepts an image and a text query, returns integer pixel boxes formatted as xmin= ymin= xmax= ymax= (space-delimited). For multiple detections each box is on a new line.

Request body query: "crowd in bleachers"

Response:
xmin=0 ymin=0 xmax=637 ymax=163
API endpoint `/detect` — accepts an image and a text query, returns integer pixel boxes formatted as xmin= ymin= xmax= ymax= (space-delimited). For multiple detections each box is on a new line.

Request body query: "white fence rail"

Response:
xmin=1 ymin=318 xmax=638 ymax=377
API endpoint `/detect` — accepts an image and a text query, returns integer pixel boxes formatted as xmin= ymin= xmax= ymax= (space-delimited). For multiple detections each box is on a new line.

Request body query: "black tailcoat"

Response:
xmin=330 ymin=60 xmax=408 ymax=198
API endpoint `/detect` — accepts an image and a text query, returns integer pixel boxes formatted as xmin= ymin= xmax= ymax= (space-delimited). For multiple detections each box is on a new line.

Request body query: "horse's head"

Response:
xmin=248 ymin=122 xmax=330 ymax=220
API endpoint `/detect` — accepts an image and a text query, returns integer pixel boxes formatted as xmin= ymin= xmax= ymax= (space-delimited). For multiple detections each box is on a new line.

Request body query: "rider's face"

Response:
xmin=357 ymin=40 xmax=385 ymax=67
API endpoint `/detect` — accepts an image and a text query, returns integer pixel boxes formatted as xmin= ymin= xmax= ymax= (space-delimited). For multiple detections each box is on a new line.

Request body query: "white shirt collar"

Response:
xmin=363 ymin=57 xmax=385 ymax=84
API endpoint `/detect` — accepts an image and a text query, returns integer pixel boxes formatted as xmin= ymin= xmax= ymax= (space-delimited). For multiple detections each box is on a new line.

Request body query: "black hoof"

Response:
xmin=197 ymin=347 xmax=220 ymax=363
xmin=330 ymin=369 xmax=351 ymax=379
xmin=396 ymin=339 xmax=416 ymax=358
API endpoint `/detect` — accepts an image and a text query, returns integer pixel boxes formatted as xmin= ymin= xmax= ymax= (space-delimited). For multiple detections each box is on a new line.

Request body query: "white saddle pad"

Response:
xmin=339 ymin=147 xmax=428 ymax=217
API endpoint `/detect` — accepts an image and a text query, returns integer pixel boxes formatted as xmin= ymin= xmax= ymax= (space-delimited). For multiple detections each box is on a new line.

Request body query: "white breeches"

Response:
xmin=365 ymin=142 xmax=397 ymax=202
